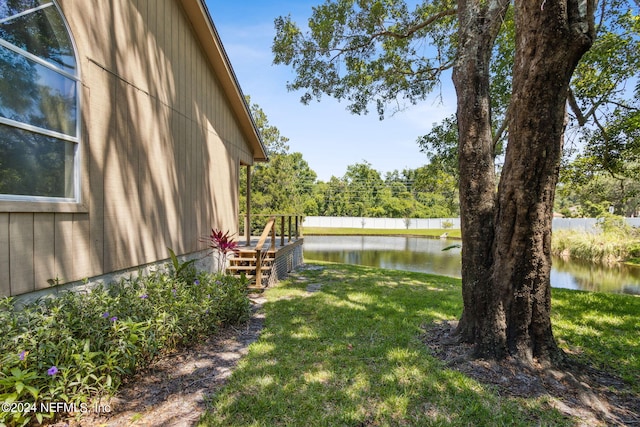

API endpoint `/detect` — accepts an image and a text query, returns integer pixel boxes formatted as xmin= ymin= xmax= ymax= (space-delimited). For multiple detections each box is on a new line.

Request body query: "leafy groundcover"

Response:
xmin=0 ymin=268 xmax=250 ymax=426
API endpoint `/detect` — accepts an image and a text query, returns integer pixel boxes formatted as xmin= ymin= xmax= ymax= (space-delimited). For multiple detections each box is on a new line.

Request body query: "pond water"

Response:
xmin=303 ymin=235 xmax=640 ymax=295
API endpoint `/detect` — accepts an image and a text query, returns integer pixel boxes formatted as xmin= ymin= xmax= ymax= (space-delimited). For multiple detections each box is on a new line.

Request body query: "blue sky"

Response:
xmin=207 ymin=1 xmax=457 ymax=182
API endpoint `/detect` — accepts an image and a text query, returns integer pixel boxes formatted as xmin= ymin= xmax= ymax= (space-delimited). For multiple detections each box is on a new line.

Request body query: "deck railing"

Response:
xmin=242 ymin=214 xmax=303 ymax=247
xmin=253 ymin=216 xmax=276 ymax=286
xmin=239 ymin=214 xmax=303 ymax=286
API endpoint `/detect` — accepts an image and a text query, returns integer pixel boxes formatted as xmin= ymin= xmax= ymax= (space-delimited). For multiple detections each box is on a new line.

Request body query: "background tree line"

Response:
xmin=241 ymin=98 xmax=460 ymax=221
xmin=242 ymin=94 xmax=639 ymax=221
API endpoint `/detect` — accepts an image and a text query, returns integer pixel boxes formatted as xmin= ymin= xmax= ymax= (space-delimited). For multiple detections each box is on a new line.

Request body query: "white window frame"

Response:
xmin=0 ymin=1 xmax=82 ymax=207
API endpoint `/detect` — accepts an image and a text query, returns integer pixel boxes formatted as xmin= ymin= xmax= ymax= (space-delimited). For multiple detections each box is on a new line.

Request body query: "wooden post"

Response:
xmin=255 ymin=248 xmax=262 ymax=287
xmin=288 ymin=215 xmax=292 ymax=242
xmin=271 ymin=220 xmax=276 ymax=248
xmin=280 ymin=216 xmax=285 ymax=247
xmin=296 ymin=215 xmax=300 ymax=240
xmin=245 ymin=165 xmax=251 ymax=246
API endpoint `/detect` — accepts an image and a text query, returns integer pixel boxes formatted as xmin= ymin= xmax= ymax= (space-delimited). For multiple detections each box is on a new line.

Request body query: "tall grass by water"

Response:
xmin=552 ymin=215 xmax=640 ymax=265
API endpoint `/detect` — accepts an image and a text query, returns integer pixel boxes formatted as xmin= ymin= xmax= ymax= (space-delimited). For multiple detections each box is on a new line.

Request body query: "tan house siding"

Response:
xmin=0 ymin=0 xmax=265 ymax=297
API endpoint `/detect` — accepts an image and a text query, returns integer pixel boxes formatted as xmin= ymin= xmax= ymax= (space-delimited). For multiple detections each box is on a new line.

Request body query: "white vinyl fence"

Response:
xmin=552 ymin=217 xmax=640 ymax=232
xmin=302 ymin=216 xmax=460 ymax=230
xmin=303 ymin=216 xmax=640 ymax=231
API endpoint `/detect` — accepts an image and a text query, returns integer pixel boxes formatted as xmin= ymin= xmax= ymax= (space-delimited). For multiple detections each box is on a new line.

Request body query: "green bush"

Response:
xmin=628 ymin=242 xmax=640 ymax=258
xmin=595 ymin=213 xmax=634 ymax=237
xmin=0 ymin=271 xmax=250 ymax=426
xmin=441 ymin=220 xmax=454 ymax=229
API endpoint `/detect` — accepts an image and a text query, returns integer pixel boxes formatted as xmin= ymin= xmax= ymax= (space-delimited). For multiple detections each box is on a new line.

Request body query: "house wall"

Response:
xmin=0 ymin=0 xmax=257 ymax=297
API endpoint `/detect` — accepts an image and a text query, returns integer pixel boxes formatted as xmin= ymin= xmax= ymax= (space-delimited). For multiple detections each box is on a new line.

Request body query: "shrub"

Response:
xmin=203 ymin=229 xmax=240 ymax=272
xmin=0 ymin=271 xmax=250 ymax=425
xmin=595 ymin=213 xmax=633 ymax=237
xmin=629 ymin=243 xmax=640 ymax=258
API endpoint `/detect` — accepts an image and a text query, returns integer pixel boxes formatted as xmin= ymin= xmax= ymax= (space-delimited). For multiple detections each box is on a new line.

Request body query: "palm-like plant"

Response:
xmin=207 ymin=229 xmax=239 ymax=272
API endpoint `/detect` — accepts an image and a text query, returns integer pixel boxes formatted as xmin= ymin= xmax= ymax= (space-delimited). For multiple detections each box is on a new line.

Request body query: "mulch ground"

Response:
xmin=423 ymin=320 xmax=640 ymax=426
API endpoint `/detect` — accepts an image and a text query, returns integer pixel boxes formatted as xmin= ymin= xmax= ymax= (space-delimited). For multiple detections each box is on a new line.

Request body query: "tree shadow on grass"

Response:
xmin=203 ymin=264 xmax=569 ymax=426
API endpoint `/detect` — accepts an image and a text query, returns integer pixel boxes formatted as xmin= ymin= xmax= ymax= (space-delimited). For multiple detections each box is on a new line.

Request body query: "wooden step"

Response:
xmin=229 ymin=257 xmax=274 ymax=264
xmin=227 ymin=249 xmax=275 ymax=288
xmin=237 ymin=250 xmax=276 ymax=256
xmin=228 ymin=265 xmax=273 ymax=271
xmin=227 ymin=265 xmax=272 ymax=273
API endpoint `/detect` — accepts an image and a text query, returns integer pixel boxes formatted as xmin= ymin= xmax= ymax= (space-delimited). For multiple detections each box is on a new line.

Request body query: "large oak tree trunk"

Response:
xmin=453 ymin=0 xmax=510 ymax=353
xmin=455 ymin=0 xmax=595 ymax=364
xmin=491 ymin=0 xmax=595 ymax=363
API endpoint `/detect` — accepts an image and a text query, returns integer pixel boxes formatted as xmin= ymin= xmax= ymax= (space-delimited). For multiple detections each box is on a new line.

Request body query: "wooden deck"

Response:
xmin=227 ymin=231 xmax=304 ymax=290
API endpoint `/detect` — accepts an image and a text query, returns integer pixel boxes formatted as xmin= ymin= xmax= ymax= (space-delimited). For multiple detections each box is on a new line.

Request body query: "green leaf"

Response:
xmin=442 ymin=244 xmax=461 ymax=251
xmin=168 ymin=247 xmax=179 ymax=271
xmin=25 ymin=385 xmax=39 ymax=400
xmin=1 ymin=392 xmax=18 ymax=403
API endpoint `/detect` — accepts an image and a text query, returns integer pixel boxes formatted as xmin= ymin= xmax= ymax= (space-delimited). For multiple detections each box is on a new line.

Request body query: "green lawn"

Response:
xmin=199 ymin=262 xmax=640 ymax=426
xmin=303 ymin=227 xmax=462 ymax=239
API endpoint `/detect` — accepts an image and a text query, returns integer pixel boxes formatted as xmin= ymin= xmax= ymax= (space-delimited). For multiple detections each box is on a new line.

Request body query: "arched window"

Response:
xmin=0 ymin=0 xmax=79 ymax=202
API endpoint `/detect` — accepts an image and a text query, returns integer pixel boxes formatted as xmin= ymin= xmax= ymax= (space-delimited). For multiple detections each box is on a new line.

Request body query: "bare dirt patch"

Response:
xmin=423 ymin=320 xmax=640 ymax=426
xmin=57 ymin=296 xmax=266 ymax=427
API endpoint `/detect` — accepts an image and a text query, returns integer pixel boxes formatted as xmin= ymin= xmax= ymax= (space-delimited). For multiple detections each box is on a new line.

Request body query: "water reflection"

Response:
xmin=304 ymin=235 xmax=640 ymax=295
xmin=551 ymin=257 xmax=640 ymax=294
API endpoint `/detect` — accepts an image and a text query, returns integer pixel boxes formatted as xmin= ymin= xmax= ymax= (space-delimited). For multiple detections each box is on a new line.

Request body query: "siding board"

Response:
xmin=73 ymin=214 xmax=92 ymax=280
xmin=146 ymin=0 xmax=155 ymax=96
xmin=137 ymin=88 xmax=159 ymax=263
xmin=0 ymin=214 xmax=9 ymax=296
xmin=187 ymin=115 xmax=194 ymax=250
xmin=87 ymin=71 xmax=107 ymax=277
xmin=102 ymin=76 xmax=125 ymax=272
xmin=157 ymin=101 xmax=172 ymax=256
xmin=166 ymin=106 xmax=180 ymax=251
xmin=54 ymin=213 xmax=74 ymax=285
xmin=9 ymin=214 xmax=34 ymax=295
xmin=179 ymin=11 xmax=186 ymax=116
xmin=34 ymin=214 xmax=55 ymax=290
xmin=123 ymin=83 xmax=141 ymax=266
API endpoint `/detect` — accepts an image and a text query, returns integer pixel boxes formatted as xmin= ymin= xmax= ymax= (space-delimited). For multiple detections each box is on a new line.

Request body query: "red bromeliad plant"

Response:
xmin=207 ymin=229 xmax=239 ymax=273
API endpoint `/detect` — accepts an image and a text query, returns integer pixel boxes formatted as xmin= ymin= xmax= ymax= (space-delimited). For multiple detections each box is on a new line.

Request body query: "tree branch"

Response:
xmin=567 ymin=88 xmax=588 ymax=126
xmin=608 ymin=100 xmax=640 ymax=111
xmin=372 ymin=9 xmax=458 ymax=40
xmin=328 ymin=8 xmax=457 ymax=61
xmin=492 ymin=111 xmax=509 ymax=150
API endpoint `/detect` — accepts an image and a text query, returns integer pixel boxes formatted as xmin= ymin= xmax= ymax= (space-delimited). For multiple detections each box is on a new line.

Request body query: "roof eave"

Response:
xmin=180 ymin=0 xmax=268 ymax=163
